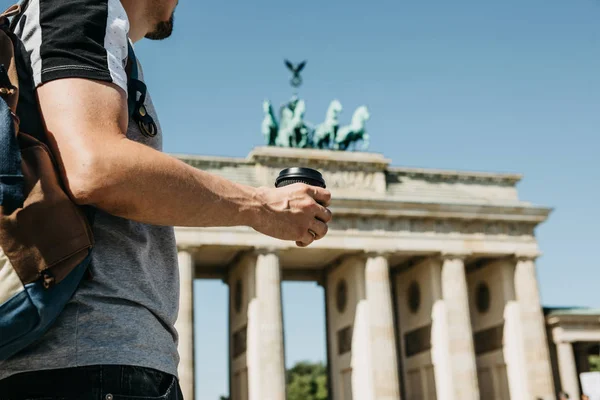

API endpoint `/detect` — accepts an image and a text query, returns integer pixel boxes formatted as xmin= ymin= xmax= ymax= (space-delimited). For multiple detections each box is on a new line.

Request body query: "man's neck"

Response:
xmin=120 ymin=0 xmax=148 ymax=43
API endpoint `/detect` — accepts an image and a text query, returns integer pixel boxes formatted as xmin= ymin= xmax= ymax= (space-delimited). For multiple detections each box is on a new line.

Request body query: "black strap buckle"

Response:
xmin=127 ymin=78 xmax=157 ymax=138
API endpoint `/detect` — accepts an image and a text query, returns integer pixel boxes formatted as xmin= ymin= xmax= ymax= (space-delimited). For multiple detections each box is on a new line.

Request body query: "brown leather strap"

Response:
xmin=0 ymin=4 xmax=21 ymax=19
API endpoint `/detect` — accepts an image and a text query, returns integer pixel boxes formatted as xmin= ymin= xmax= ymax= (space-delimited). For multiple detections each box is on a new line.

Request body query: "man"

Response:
xmin=0 ymin=0 xmax=332 ymax=398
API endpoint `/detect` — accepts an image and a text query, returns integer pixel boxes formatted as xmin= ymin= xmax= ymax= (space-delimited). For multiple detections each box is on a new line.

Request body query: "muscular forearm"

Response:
xmin=77 ymin=136 xmax=261 ymax=228
xmin=36 ymin=78 xmax=331 ymax=245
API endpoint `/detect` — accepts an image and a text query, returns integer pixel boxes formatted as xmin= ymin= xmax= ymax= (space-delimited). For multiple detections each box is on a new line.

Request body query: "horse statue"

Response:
xmin=333 ymin=105 xmax=370 ymax=151
xmin=313 ymin=100 xmax=342 ymax=149
xmin=277 ymin=99 xmax=309 ymax=147
xmin=261 ymin=100 xmax=278 ymax=146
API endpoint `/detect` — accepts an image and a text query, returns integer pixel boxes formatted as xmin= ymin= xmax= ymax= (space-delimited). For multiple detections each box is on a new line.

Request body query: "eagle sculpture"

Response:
xmin=285 ymin=60 xmax=307 ymax=88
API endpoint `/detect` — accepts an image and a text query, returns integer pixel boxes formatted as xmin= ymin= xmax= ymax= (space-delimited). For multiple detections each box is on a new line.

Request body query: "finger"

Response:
xmin=309 ymin=187 xmax=331 ymax=207
xmin=308 ymin=219 xmax=328 ymax=240
xmin=313 ymin=204 xmax=332 ymax=223
xmin=296 ymin=236 xmax=312 ymax=247
xmin=298 ymin=229 xmax=316 ymax=246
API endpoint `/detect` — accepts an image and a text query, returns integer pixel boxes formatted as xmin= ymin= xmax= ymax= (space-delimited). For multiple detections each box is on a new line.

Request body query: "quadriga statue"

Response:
xmin=333 ymin=105 xmax=370 ymax=151
xmin=314 ymin=100 xmax=342 ymax=150
xmin=261 ymin=100 xmax=278 ymax=146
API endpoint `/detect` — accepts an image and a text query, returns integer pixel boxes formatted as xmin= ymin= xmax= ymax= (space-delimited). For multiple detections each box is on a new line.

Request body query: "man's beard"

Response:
xmin=145 ymin=14 xmax=174 ymax=40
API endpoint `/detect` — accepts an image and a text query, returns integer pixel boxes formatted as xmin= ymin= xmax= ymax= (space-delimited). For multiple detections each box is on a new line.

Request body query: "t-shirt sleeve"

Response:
xmin=17 ymin=0 xmax=130 ymax=93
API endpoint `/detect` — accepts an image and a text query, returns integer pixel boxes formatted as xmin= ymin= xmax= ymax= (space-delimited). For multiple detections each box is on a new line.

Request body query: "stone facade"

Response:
xmin=172 ymin=146 xmax=564 ymax=399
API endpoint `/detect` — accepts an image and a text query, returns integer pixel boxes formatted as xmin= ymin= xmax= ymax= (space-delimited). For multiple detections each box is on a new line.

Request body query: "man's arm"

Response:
xmin=37 ymin=78 xmax=331 ymax=246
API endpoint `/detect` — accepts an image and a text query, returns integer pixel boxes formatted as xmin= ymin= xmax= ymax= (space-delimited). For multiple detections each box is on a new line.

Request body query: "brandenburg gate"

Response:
xmin=166 ymin=59 xmax=594 ymax=399
xmin=172 ymin=146 xmax=557 ymax=400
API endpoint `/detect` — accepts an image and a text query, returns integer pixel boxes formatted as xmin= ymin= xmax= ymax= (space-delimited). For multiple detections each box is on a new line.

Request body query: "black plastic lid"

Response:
xmin=275 ymin=167 xmax=326 ymax=188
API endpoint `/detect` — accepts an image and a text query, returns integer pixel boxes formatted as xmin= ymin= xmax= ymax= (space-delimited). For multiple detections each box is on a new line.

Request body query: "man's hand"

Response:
xmin=251 ymin=183 xmax=332 ymax=247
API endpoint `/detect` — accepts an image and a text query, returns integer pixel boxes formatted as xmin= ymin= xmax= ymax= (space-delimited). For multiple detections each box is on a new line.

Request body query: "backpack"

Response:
xmin=0 ymin=1 xmax=151 ymax=360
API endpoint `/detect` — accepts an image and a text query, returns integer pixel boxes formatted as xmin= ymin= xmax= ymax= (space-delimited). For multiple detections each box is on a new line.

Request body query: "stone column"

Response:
xmin=364 ymin=253 xmax=401 ymax=400
xmin=435 ymin=254 xmax=479 ymax=400
xmin=326 ymin=256 xmax=375 ymax=400
xmin=500 ymin=261 xmax=531 ymax=400
xmin=175 ymin=250 xmax=195 ymax=400
xmin=255 ymin=250 xmax=286 ymax=400
xmin=514 ymin=255 xmax=555 ymax=397
xmin=556 ymin=341 xmax=580 ymax=399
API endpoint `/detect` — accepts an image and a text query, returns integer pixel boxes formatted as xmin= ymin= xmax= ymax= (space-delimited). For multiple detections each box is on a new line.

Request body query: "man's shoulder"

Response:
xmin=15 ymin=0 xmax=130 ymax=93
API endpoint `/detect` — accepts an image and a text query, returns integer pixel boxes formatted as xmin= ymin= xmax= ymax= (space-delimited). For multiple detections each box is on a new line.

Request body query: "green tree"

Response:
xmin=286 ymin=361 xmax=329 ymax=400
xmin=590 ymin=355 xmax=600 ymax=372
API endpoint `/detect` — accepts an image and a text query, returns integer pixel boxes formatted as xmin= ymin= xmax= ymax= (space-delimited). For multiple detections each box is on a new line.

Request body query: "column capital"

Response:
xmin=439 ymin=251 xmax=471 ymax=262
xmin=253 ymin=247 xmax=281 ymax=257
xmin=177 ymin=249 xmax=196 ymax=275
xmin=364 ymin=250 xmax=393 ymax=260
xmin=552 ymin=326 xmax=574 ymax=344
xmin=176 ymin=245 xmax=196 ymax=254
xmin=514 ymin=252 xmax=541 ymax=262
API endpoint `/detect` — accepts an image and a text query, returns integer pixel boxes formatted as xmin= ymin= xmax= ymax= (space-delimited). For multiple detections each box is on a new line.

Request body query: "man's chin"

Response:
xmin=145 ymin=15 xmax=174 ymax=40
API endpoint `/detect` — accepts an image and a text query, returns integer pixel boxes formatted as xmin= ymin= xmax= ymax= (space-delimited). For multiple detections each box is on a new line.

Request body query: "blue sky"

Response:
xmin=5 ymin=0 xmax=598 ymax=398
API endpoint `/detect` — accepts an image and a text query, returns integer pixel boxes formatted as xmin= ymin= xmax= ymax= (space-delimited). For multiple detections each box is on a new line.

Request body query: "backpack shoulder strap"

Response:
xmin=125 ymin=40 xmax=139 ymax=119
xmin=7 ymin=0 xmax=29 ymax=32
xmin=124 ymin=42 xmax=157 ymax=137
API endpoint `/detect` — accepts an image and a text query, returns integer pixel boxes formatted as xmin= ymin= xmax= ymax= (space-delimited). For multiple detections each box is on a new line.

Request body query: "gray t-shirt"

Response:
xmin=0 ymin=0 xmax=180 ymax=380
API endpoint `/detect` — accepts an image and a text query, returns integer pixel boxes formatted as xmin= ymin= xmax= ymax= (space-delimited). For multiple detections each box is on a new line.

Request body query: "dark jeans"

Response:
xmin=0 ymin=365 xmax=184 ymax=400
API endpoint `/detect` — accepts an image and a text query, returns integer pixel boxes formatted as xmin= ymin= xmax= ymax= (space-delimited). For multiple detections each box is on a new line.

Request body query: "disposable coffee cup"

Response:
xmin=274 ymin=167 xmax=326 ymax=189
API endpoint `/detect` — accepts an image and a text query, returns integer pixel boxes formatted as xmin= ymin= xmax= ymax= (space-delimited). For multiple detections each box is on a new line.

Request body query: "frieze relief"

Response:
xmin=323 ymin=170 xmax=378 ymax=190
xmin=387 ymin=170 xmax=521 ymax=187
xmin=258 ymin=166 xmax=384 ymax=192
xmin=329 ymin=217 xmax=536 ymax=237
